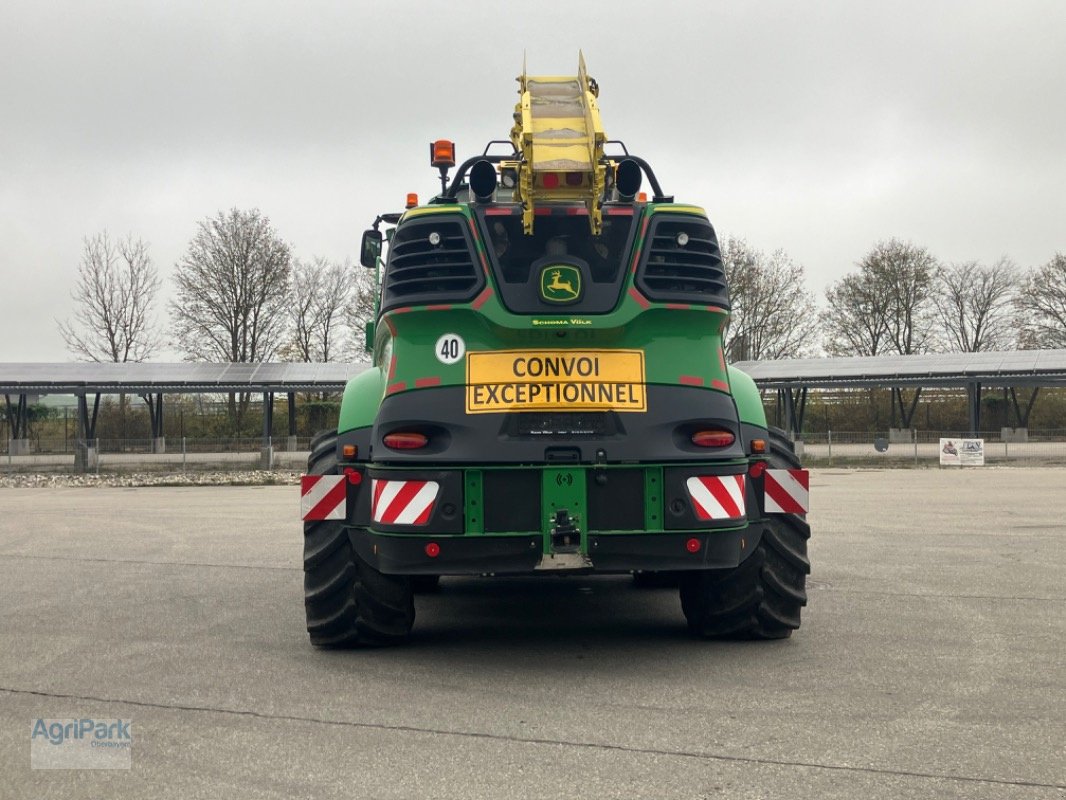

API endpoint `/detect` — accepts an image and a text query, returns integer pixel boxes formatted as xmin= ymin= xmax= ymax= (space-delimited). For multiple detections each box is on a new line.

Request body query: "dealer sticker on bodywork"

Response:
xmin=465 ymin=349 xmax=646 ymax=413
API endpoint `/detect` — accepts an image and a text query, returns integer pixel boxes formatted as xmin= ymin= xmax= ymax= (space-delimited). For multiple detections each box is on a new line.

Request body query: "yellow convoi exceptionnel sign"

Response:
xmin=465 ymin=349 xmax=646 ymax=414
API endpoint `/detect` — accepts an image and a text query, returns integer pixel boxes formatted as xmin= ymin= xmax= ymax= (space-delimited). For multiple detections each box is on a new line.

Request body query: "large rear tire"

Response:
xmin=679 ymin=427 xmax=811 ymax=639
xmin=303 ymin=431 xmax=414 ymax=647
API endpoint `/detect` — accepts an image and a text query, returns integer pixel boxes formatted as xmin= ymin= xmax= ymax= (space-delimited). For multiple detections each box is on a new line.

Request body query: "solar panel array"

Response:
xmin=3 ymin=350 xmax=1066 ymax=395
xmin=732 ymin=349 xmax=1066 ymax=388
xmin=0 ymin=362 xmax=371 ymax=394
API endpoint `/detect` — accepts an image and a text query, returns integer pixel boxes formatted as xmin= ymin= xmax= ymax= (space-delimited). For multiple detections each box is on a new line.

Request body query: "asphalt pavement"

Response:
xmin=0 ymin=469 xmax=1063 ymax=799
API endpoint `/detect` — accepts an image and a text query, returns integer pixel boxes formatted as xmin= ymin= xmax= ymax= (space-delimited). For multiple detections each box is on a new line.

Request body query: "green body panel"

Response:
xmin=337 ymin=366 xmax=385 ymax=434
xmin=463 ymin=470 xmax=484 ymax=534
xmin=644 ymin=467 xmax=664 ymax=531
xmin=378 ymin=306 xmax=729 ymax=399
xmin=341 ymin=203 xmax=735 ymax=427
xmin=727 ymin=366 xmax=768 ymax=428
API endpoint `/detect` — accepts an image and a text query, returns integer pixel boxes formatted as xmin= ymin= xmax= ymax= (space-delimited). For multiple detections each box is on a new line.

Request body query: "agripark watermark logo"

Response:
xmin=30 ymin=718 xmax=133 ymax=770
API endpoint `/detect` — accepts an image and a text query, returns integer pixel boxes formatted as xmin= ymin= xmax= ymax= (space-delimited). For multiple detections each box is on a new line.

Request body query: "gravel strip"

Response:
xmin=0 ymin=471 xmax=302 ymax=488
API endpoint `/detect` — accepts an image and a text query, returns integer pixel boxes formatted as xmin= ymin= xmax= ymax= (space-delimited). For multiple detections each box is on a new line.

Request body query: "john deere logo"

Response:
xmin=540 ymin=265 xmax=582 ymax=304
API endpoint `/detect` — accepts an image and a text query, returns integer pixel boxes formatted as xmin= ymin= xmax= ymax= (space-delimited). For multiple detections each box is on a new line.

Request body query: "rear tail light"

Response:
xmin=691 ymin=429 xmax=735 ymax=448
xmin=383 ymin=432 xmax=428 ymax=450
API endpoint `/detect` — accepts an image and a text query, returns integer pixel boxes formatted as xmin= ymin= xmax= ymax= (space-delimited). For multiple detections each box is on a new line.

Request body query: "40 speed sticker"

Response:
xmin=465 ymin=349 xmax=646 ymax=414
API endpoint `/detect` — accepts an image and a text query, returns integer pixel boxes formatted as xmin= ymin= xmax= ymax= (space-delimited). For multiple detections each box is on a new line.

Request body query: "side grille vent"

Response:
xmin=635 ymin=217 xmax=729 ymax=307
xmin=381 ymin=219 xmax=483 ymax=312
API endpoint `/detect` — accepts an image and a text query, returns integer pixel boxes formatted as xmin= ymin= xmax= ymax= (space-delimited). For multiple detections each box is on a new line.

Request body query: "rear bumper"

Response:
xmin=349 ymin=525 xmax=765 ymax=576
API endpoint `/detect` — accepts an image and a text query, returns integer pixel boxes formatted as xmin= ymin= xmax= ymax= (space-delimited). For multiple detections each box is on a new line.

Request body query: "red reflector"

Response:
xmin=383 ymin=432 xmax=428 ymax=450
xmin=691 ymin=430 xmax=735 ymax=448
xmin=748 ymin=461 xmax=767 ymax=478
xmin=343 ymin=467 xmax=363 ymax=485
xmin=542 ymin=172 xmax=560 ymax=189
xmin=425 ymin=542 xmax=440 ymax=558
xmin=686 ymin=538 xmax=701 ymax=553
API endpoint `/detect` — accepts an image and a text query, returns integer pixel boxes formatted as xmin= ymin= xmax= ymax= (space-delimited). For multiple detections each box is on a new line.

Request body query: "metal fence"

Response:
xmin=2 ymin=437 xmax=313 ymax=473
xmin=5 ymin=431 xmax=1066 ymax=473
xmin=797 ymin=430 xmax=1066 ymax=466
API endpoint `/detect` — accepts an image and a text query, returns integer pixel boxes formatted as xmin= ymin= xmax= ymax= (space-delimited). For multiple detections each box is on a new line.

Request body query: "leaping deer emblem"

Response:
xmin=545 ymin=269 xmax=579 ymax=299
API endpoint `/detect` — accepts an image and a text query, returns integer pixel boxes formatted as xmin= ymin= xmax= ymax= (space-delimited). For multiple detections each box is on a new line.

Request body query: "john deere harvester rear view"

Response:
xmin=300 ymin=56 xmax=811 ymax=645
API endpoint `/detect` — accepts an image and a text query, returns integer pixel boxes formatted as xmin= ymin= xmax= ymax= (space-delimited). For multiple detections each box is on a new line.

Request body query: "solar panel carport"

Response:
xmin=4 ymin=351 xmax=1066 ymax=458
xmin=1 ymin=362 xmax=369 ymax=460
xmin=733 ymin=349 xmax=1066 ymax=438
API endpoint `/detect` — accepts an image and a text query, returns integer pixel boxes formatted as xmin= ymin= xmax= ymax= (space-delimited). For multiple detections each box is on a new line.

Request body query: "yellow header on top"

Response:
xmin=508 ymin=53 xmax=608 ymax=235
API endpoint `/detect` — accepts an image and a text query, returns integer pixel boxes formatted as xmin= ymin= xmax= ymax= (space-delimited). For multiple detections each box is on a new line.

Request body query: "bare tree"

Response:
xmin=822 ymin=239 xmax=938 ymax=356
xmin=58 ymin=232 xmax=160 ymax=362
xmin=170 ymin=208 xmax=292 ymax=426
xmin=936 ymin=258 xmax=1018 ymax=352
xmin=720 ymin=237 xmax=819 ymax=360
xmin=822 ymin=272 xmax=892 ymax=356
xmin=282 ymin=257 xmax=353 ymax=363
xmin=345 ymin=266 xmax=379 ymax=363
xmin=171 ymin=208 xmax=292 ymax=362
xmin=1016 ymin=253 xmax=1066 ymax=349
xmin=870 ymin=239 xmax=938 ymax=355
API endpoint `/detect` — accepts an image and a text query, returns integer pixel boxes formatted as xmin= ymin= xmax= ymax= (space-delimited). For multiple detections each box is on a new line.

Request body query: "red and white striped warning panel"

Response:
xmin=686 ymin=475 xmax=746 ymax=521
xmin=764 ymin=469 xmax=809 ymax=514
xmin=301 ymin=475 xmax=347 ymax=521
xmin=372 ymin=479 xmax=440 ymax=526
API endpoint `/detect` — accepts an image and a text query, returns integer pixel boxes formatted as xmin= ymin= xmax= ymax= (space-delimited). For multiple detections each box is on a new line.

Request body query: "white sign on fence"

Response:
xmin=939 ymin=438 xmax=985 ymax=466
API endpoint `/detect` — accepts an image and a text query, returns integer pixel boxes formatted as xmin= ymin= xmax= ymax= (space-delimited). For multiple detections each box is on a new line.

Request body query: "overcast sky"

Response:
xmin=2 ymin=0 xmax=1063 ymax=362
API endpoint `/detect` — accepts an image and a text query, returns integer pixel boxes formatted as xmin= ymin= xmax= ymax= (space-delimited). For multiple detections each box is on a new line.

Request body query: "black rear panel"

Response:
xmin=477 ymin=207 xmax=636 ymax=314
xmin=372 ymin=385 xmax=743 ymax=464
xmin=483 ymin=469 xmax=542 ymax=532
xmin=587 ymin=468 xmax=645 ymax=531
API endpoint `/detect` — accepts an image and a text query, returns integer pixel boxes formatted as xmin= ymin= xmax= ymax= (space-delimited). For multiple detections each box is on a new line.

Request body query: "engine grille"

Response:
xmin=381 ymin=218 xmax=483 ymax=312
xmin=635 ymin=216 xmax=728 ymax=307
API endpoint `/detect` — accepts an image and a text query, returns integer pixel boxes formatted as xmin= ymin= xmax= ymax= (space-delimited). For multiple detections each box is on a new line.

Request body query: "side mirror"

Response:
xmin=364 ymin=320 xmax=375 ymax=353
xmin=360 ymin=229 xmax=383 ymax=268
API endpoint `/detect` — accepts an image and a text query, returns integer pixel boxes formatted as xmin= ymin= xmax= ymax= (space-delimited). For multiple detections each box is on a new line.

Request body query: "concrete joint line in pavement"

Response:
xmin=1 ymin=686 xmax=1062 ymax=792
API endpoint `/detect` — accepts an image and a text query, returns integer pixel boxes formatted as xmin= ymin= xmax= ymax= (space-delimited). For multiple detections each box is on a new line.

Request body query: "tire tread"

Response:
xmin=303 ymin=431 xmax=414 ymax=647
xmin=680 ymin=429 xmax=810 ymax=640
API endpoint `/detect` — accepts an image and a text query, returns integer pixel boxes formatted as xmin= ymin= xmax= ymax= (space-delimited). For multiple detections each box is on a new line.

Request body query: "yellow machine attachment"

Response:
xmin=507 ymin=53 xmax=607 ymax=235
